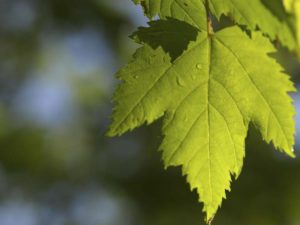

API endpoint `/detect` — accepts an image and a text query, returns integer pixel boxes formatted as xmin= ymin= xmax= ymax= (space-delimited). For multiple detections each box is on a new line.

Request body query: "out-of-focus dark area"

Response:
xmin=0 ymin=0 xmax=300 ymax=224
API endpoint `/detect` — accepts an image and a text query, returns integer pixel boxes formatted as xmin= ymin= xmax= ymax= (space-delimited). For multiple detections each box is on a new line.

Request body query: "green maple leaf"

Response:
xmin=134 ymin=0 xmax=299 ymax=56
xmin=107 ymin=17 xmax=295 ymax=221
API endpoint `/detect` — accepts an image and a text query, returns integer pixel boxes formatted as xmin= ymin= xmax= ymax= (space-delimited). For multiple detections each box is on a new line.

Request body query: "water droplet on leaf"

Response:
xmin=176 ymin=76 xmax=185 ymax=87
xmin=196 ymin=64 xmax=202 ymax=69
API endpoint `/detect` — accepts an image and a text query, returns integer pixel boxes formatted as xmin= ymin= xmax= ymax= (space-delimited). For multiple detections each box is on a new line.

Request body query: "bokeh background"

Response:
xmin=0 ymin=0 xmax=300 ymax=225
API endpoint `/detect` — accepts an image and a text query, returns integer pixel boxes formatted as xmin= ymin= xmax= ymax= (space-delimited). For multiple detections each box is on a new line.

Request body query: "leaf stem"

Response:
xmin=205 ymin=0 xmax=214 ymax=35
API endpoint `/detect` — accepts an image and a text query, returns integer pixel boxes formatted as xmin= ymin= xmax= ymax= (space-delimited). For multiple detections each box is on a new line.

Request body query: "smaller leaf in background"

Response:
xmin=134 ymin=0 xmax=300 ymax=58
xmin=132 ymin=0 xmax=207 ymax=30
xmin=283 ymin=0 xmax=300 ymax=57
xmin=208 ymin=0 xmax=299 ymax=55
